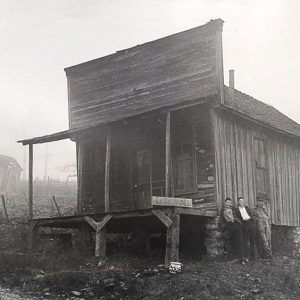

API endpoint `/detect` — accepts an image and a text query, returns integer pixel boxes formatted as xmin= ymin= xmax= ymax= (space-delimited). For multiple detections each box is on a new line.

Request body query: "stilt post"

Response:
xmin=105 ymin=128 xmax=111 ymax=213
xmin=165 ymin=112 xmax=171 ymax=197
xmin=165 ymin=208 xmax=180 ymax=267
xmin=28 ymin=143 xmax=33 ymax=220
xmin=95 ymin=228 xmax=107 ymax=258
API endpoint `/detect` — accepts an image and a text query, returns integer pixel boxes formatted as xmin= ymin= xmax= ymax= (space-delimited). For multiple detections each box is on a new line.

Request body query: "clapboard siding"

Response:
xmin=213 ymin=109 xmax=300 ymax=226
xmin=65 ymin=20 xmax=223 ymax=129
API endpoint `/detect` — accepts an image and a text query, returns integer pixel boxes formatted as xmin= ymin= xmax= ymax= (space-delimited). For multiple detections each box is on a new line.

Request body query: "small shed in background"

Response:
xmin=0 ymin=154 xmax=22 ymax=194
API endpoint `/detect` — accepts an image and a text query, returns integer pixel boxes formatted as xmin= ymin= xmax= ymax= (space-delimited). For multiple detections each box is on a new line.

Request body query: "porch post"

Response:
xmin=165 ymin=112 xmax=171 ymax=197
xmin=76 ymin=141 xmax=82 ymax=215
xmin=28 ymin=143 xmax=33 ymax=220
xmin=95 ymin=230 xmax=107 ymax=258
xmin=105 ymin=128 xmax=111 ymax=213
xmin=165 ymin=208 xmax=180 ymax=267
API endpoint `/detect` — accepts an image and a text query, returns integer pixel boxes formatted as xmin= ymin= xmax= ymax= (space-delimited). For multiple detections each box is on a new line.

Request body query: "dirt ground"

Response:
xmin=0 ymin=252 xmax=300 ymax=300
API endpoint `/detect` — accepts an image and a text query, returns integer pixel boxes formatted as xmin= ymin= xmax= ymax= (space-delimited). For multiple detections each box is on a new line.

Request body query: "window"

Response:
xmin=172 ymin=123 xmax=196 ymax=194
xmin=254 ymin=138 xmax=268 ymax=195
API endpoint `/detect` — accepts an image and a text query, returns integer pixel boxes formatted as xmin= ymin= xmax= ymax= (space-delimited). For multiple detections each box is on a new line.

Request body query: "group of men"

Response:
xmin=222 ymin=196 xmax=272 ymax=263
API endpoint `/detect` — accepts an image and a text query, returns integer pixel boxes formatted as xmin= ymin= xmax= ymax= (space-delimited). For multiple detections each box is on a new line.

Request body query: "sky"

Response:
xmin=0 ymin=0 xmax=299 ymax=179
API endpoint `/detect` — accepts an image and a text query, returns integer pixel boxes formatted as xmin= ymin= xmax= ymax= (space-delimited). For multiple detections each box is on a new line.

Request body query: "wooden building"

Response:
xmin=0 ymin=154 xmax=22 ymax=194
xmin=19 ymin=19 xmax=300 ymax=262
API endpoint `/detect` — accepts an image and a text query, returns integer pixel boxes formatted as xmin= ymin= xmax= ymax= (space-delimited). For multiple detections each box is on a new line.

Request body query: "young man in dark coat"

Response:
xmin=236 ymin=196 xmax=256 ymax=260
xmin=223 ymin=197 xmax=244 ymax=261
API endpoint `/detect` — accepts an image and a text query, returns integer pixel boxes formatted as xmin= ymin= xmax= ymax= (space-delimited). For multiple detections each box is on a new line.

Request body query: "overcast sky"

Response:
xmin=0 ymin=0 xmax=299 ymax=179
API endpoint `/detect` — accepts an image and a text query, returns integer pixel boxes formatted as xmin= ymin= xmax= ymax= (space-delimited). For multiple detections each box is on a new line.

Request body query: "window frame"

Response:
xmin=172 ymin=121 xmax=197 ymax=195
xmin=254 ymin=136 xmax=269 ymax=196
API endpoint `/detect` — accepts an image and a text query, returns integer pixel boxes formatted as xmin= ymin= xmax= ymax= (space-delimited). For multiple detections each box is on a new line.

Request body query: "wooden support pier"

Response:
xmin=29 ymin=206 xmax=217 ymax=266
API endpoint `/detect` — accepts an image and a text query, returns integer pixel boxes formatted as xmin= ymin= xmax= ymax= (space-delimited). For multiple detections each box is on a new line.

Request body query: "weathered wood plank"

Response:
xmin=95 ymin=228 xmax=106 ymax=258
xmin=245 ymin=130 xmax=254 ymax=207
xmin=28 ymin=144 xmax=33 ymax=220
xmin=76 ymin=141 xmax=82 ymax=215
xmin=28 ymin=221 xmax=38 ymax=253
xmin=96 ymin=214 xmax=113 ymax=232
xmin=165 ymin=112 xmax=171 ymax=197
xmin=152 ymin=209 xmax=172 ymax=228
xmin=105 ymin=129 xmax=111 ymax=213
xmin=1 ymin=194 xmax=9 ymax=221
xmin=83 ymin=216 xmax=98 ymax=231
xmin=71 ymin=84 xmax=216 ymax=128
xmin=175 ymin=207 xmax=218 ymax=217
xmin=151 ymin=196 xmax=192 ymax=208
xmin=65 ymin=20 xmax=224 ymax=129
xmin=211 ymin=110 xmax=222 ymax=210
xmin=52 ymin=196 xmax=62 ymax=217
xmin=224 ymin=119 xmax=232 ymax=198
xmin=165 ymin=210 xmax=180 ymax=267
xmin=229 ymin=119 xmax=237 ymax=204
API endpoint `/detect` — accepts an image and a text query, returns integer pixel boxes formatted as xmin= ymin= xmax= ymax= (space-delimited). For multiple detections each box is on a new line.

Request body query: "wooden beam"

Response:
xmin=95 ymin=228 xmax=106 ymax=258
xmin=1 ymin=194 xmax=9 ymax=221
xmin=152 ymin=209 xmax=172 ymax=228
xmin=152 ymin=196 xmax=192 ymax=208
xmin=28 ymin=143 xmax=33 ymax=220
xmin=215 ymin=27 xmax=224 ymax=104
xmin=165 ymin=112 xmax=171 ymax=197
xmin=83 ymin=215 xmax=112 ymax=258
xmin=52 ymin=196 xmax=62 ymax=217
xmin=96 ymin=214 xmax=113 ymax=232
xmin=112 ymin=210 xmax=153 ymax=219
xmin=28 ymin=221 xmax=38 ymax=253
xmin=83 ymin=216 xmax=98 ymax=231
xmin=76 ymin=141 xmax=82 ymax=215
xmin=104 ymin=129 xmax=111 ymax=213
xmin=165 ymin=209 xmax=180 ymax=267
xmin=84 ymin=215 xmax=113 ymax=232
xmin=175 ymin=207 xmax=218 ymax=217
xmin=79 ymin=223 xmax=92 ymax=254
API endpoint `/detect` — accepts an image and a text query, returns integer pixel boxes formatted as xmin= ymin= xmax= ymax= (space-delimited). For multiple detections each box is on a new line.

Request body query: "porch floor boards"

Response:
xmin=30 ymin=206 xmax=218 ymax=229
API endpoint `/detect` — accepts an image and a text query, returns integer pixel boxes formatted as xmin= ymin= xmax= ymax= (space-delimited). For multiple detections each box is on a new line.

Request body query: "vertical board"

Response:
xmin=213 ymin=109 xmax=300 ymax=226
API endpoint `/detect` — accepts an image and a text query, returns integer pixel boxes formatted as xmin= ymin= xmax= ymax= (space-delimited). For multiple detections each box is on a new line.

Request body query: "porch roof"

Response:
xmin=17 ymin=123 xmax=101 ymax=145
xmin=17 ymin=97 xmax=211 ymax=145
xmin=18 ymin=129 xmax=71 ymax=145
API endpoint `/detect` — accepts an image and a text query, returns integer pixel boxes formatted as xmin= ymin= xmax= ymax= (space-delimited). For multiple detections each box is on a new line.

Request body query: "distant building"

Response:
xmin=0 ymin=154 xmax=22 ymax=193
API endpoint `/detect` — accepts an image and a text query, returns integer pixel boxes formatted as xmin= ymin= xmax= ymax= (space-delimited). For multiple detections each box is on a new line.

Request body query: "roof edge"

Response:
xmin=64 ymin=18 xmax=224 ymax=75
xmin=220 ymin=103 xmax=300 ymax=141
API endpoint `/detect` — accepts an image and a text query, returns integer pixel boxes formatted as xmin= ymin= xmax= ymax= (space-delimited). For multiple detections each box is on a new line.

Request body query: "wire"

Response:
xmin=0 ymin=2 xmax=164 ymax=53
xmin=0 ymin=0 xmax=15 ymax=35
xmin=0 ymin=0 xmax=112 ymax=37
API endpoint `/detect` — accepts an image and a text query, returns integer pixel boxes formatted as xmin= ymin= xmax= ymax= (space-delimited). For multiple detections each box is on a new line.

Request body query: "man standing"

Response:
xmin=223 ymin=197 xmax=244 ymax=261
xmin=236 ymin=196 xmax=256 ymax=260
xmin=253 ymin=198 xmax=272 ymax=258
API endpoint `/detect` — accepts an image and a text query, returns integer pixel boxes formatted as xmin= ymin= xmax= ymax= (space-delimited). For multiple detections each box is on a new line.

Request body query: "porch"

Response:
xmin=30 ymin=206 xmax=217 ymax=266
xmin=19 ymin=101 xmax=219 ymax=265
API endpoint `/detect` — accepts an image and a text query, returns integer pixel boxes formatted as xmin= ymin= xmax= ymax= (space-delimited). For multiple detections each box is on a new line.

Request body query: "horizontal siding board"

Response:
xmin=70 ymin=73 xmax=216 ymax=117
xmin=70 ymin=70 xmax=215 ymax=110
xmin=66 ymin=21 xmax=223 ymax=129
xmin=71 ymin=87 xmax=215 ymax=128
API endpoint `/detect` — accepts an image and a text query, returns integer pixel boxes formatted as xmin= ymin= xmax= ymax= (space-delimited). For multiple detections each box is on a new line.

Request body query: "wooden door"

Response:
xmin=133 ymin=149 xmax=152 ymax=209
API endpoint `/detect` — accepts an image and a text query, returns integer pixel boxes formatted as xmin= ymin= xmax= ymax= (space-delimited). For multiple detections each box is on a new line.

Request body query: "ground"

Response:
xmin=0 ymin=253 xmax=300 ymax=299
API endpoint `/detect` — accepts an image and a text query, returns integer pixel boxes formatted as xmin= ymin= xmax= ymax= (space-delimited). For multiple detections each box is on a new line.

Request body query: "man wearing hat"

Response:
xmin=253 ymin=197 xmax=272 ymax=258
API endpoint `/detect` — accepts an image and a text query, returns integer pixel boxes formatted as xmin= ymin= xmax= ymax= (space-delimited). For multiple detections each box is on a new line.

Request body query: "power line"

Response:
xmin=0 ymin=0 xmax=112 ymax=38
xmin=0 ymin=2 xmax=164 ymax=53
xmin=0 ymin=0 xmax=15 ymax=35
